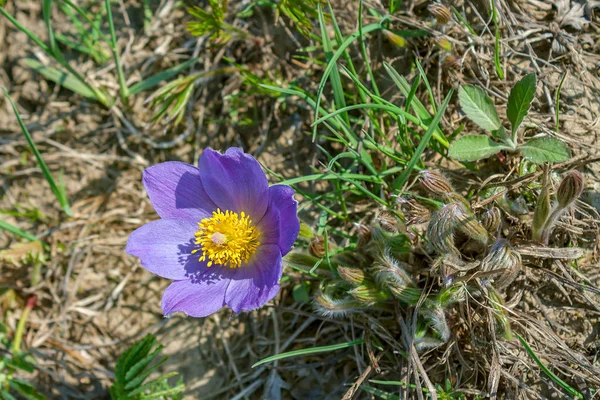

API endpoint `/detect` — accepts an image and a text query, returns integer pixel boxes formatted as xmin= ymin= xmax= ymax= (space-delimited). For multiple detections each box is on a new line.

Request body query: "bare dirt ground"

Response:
xmin=1 ymin=0 xmax=600 ymax=398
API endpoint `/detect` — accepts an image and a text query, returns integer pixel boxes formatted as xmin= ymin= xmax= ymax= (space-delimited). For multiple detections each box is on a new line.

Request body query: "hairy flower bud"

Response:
xmin=423 ymin=305 xmax=450 ymax=342
xmin=433 ymin=36 xmax=452 ymax=52
xmin=556 ymin=170 xmax=584 ymax=208
xmin=308 ymin=235 xmax=335 ymax=258
xmin=382 ymin=30 xmax=407 ymax=48
xmin=372 ymin=249 xmax=422 ymax=305
xmin=349 ymin=284 xmax=389 ymax=306
xmin=479 ymin=206 xmax=502 ymax=233
xmin=337 ymin=266 xmax=366 ymax=285
xmin=355 ymin=223 xmax=372 ymax=248
xmin=374 ymin=211 xmax=399 ymax=233
xmin=314 ymin=292 xmax=362 ymax=318
xmin=455 ymin=207 xmax=489 ymax=245
xmin=444 ymin=55 xmax=461 ymax=70
xmin=481 ymin=239 xmax=521 ymax=289
xmin=396 ymin=195 xmax=431 ymax=225
xmin=428 ymin=3 xmax=452 ymax=24
xmin=427 ymin=203 xmax=460 ymax=256
xmin=419 ymin=170 xmax=455 ymax=198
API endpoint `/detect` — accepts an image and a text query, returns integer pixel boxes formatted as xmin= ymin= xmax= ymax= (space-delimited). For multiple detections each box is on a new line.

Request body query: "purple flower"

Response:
xmin=126 ymin=148 xmax=300 ymax=317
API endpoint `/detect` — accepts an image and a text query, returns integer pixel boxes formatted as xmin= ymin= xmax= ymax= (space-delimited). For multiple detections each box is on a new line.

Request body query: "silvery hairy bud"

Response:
xmin=396 ymin=195 xmax=431 ymax=225
xmin=481 ymin=239 xmax=522 ymax=290
xmin=428 ymin=3 xmax=452 ymax=24
xmin=418 ymin=170 xmax=469 ymax=206
xmin=427 ymin=203 xmax=460 ymax=256
xmin=454 ymin=206 xmax=489 ymax=245
xmin=355 ymin=223 xmax=372 ymax=248
xmin=556 ymin=170 xmax=584 ymax=209
xmin=314 ymin=292 xmax=362 ymax=318
xmin=374 ymin=211 xmax=399 ymax=233
xmin=349 ymin=284 xmax=390 ymax=306
xmin=337 ymin=266 xmax=366 ymax=285
xmin=479 ymin=206 xmax=502 ymax=233
xmin=419 ymin=170 xmax=454 ymax=198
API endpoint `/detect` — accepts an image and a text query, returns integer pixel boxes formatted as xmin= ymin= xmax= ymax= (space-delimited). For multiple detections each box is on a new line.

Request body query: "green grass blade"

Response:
xmin=312 ymin=21 xmax=384 ymax=141
xmin=383 ymin=62 xmax=448 ymax=147
xmin=360 ymin=386 xmax=401 ymax=400
xmin=358 ymin=1 xmax=380 ymax=96
xmin=392 ymin=88 xmax=454 ymax=190
xmin=451 ymin=6 xmax=478 ymax=36
xmin=0 ymin=6 xmax=51 ymax=53
xmin=105 ymin=0 xmax=128 ymax=100
xmin=43 ymin=0 xmax=58 ymax=56
xmin=491 ymin=0 xmax=505 ymax=79
xmin=516 ymin=334 xmax=583 ymax=399
xmin=3 ymin=89 xmax=72 ymax=216
xmin=252 ymin=339 xmax=365 ymax=368
xmin=317 ymin=4 xmax=348 ymax=126
xmin=313 ymin=103 xmax=423 ymax=127
xmin=415 ymin=59 xmax=436 ymax=114
xmin=128 ymin=57 xmax=199 ymax=95
xmin=0 ymin=220 xmax=39 ymax=242
xmin=24 ymin=58 xmax=98 ymax=100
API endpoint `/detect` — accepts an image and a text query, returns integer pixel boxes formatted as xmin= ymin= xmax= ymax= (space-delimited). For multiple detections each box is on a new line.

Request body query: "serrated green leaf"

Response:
xmin=519 ymin=137 xmax=570 ymax=164
xmin=507 ymin=73 xmax=536 ymax=137
xmin=448 ymin=135 xmax=509 ymax=162
xmin=458 ymin=86 xmax=501 ymax=132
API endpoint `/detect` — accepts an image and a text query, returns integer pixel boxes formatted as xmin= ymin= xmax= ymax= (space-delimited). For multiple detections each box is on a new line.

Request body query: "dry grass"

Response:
xmin=1 ymin=0 xmax=599 ymax=398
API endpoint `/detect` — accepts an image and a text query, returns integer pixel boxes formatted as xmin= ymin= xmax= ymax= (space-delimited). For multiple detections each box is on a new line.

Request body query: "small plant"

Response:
xmin=0 ymin=296 xmax=46 ymax=400
xmin=532 ymin=168 xmax=584 ymax=244
xmin=449 ymin=73 xmax=570 ymax=164
xmin=109 ymin=334 xmax=184 ymax=400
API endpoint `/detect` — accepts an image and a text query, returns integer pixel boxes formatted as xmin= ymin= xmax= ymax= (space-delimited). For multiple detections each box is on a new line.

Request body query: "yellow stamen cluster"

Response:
xmin=192 ymin=209 xmax=261 ymax=268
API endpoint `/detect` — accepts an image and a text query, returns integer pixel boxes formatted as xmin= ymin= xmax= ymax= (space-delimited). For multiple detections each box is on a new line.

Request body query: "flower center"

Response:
xmin=192 ymin=209 xmax=261 ymax=268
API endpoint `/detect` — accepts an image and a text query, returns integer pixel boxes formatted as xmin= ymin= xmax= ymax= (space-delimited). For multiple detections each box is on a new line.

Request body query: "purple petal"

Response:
xmin=161 ymin=272 xmax=232 ymax=317
xmin=126 ymin=219 xmax=207 ymax=280
xmin=143 ymin=161 xmax=216 ymax=221
xmin=266 ymin=185 xmax=300 ymax=255
xmin=199 ymin=148 xmax=269 ymax=221
xmin=225 ymin=244 xmax=282 ymax=313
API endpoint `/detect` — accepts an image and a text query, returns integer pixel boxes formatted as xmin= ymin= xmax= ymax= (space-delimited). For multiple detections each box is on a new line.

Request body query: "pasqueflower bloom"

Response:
xmin=126 ymin=148 xmax=300 ymax=317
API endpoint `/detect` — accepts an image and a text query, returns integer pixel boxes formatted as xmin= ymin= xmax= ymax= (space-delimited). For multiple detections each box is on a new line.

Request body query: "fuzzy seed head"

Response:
xmin=455 ymin=207 xmax=489 ymax=245
xmin=308 ymin=235 xmax=329 ymax=258
xmin=481 ymin=239 xmax=522 ymax=289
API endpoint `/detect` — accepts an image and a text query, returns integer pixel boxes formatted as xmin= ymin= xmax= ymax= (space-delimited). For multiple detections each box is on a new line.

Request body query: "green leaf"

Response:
xmin=0 ymin=220 xmax=39 ymax=242
xmin=393 ymin=89 xmax=454 ymax=189
xmin=24 ymin=59 xmax=98 ymax=101
xmin=516 ymin=334 xmax=583 ymax=399
xmin=3 ymin=89 xmax=72 ymax=216
xmin=507 ymin=73 xmax=536 ymax=137
xmin=458 ymin=86 xmax=501 ymax=132
xmin=252 ymin=339 xmax=365 ymax=368
xmin=448 ymin=135 xmax=509 ymax=162
xmin=128 ymin=57 xmax=199 ymax=95
xmin=9 ymin=380 xmax=46 ymax=400
xmin=519 ymin=137 xmax=570 ymax=164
